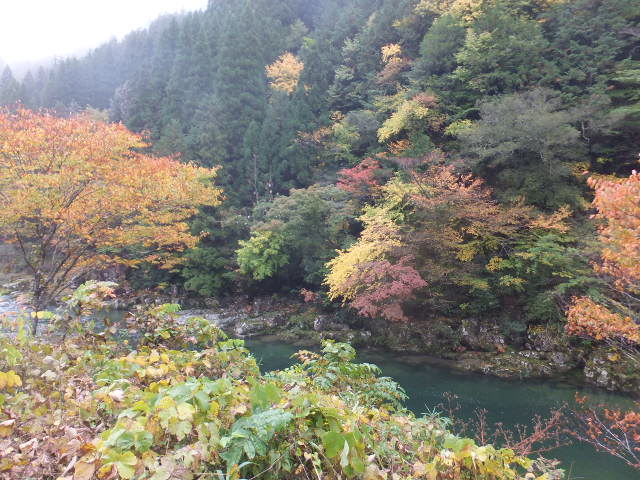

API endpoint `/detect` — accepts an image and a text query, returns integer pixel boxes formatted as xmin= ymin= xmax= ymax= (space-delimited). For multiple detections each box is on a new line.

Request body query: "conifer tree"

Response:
xmin=0 ymin=66 xmax=20 ymax=106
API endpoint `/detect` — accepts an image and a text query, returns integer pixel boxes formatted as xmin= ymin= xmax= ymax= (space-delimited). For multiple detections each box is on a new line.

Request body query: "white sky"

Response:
xmin=0 ymin=0 xmax=209 ymax=66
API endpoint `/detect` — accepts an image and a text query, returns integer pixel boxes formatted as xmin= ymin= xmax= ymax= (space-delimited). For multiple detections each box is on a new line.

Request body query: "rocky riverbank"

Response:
xmin=2 ymin=274 xmax=638 ymax=395
xmin=166 ymin=294 xmax=639 ymax=395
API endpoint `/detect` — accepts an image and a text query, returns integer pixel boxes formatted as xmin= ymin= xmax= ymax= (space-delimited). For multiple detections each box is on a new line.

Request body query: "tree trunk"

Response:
xmin=31 ymin=273 xmax=44 ymax=335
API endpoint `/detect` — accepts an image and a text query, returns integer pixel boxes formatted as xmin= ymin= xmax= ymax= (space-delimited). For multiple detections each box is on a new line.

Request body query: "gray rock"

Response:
xmin=526 ymin=326 xmax=569 ymax=352
xmin=582 ymin=348 xmax=640 ymax=392
xmin=178 ymin=309 xmax=226 ymax=326
xmin=263 ymin=313 xmax=287 ymax=329
xmin=549 ymin=351 xmax=569 ymax=369
xmin=234 ymin=320 xmax=263 ymax=337
xmin=460 ymin=319 xmax=506 ymax=352
xmin=313 ymin=315 xmax=331 ymax=332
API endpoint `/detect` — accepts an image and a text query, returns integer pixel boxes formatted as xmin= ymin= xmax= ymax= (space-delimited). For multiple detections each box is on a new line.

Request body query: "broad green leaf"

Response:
xmin=322 ymin=431 xmax=344 ymax=458
xmin=174 ymin=420 xmax=192 ymax=440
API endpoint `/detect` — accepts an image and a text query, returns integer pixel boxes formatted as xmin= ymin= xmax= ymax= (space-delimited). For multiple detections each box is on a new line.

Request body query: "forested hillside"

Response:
xmin=1 ymin=0 xmax=639 ymax=355
xmin=3 ymin=0 xmax=638 ymax=199
xmin=2 ymin=1 xmax=640 ymax=477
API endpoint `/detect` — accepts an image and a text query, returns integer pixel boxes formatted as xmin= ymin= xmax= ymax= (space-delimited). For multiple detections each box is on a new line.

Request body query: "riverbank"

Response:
xmin=244 ymin=337 xmax=638 ymax=480
xmin=170 ymin=293 xmax=640 ymax=396
xmin=2 ymin=272 xmax=638 ymax=396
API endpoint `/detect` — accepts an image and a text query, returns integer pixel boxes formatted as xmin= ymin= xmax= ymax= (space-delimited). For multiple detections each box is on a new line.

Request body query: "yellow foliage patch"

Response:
xmin=266 ymin=52 xmax=304 ymax=94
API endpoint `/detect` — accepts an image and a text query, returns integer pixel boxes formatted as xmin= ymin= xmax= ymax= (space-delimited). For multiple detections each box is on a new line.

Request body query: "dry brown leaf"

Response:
xmin=74 ymin=460 xmax=96 ymax=480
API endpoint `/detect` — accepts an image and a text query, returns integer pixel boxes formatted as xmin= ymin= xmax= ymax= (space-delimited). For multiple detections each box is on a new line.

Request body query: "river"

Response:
xmin=245 ymin=338 xmax=638 ymax=480
xmin=1 ymin=290 xmax=636 ymax=479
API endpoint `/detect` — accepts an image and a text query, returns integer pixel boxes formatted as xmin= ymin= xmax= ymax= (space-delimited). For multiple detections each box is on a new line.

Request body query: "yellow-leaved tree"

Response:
xmin=0 ymin=109 xmax=221 ymax=331
xmin=265 ymin=52 xmax=304 ymax=94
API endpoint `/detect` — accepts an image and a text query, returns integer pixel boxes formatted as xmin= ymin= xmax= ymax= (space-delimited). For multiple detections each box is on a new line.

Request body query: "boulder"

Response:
xmin=234 ymin=320 xmax=264 ymax=337
xmin=313 ymin=315 xmax=331 ymax=332
xmin=584 ymin=348 xmax=640 ymax=393
xmin=460 ymin=319 xmax=506 ymax=352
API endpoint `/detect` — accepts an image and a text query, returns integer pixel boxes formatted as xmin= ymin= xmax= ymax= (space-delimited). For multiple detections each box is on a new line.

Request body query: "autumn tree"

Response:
xmin=324 ymin=209 xmax=427 ymax=322
xmin=326 ymin=153 xmax=529 ymax=322
xmin=567 ymin=171 xmax=640 ymax=344
xmin=0 ymin=109 xmax=221 ymax=332
xmin=336 ymin=157 xmax=386 ymax=200
xmin=266 ymin=52 xmax=304 ymax=94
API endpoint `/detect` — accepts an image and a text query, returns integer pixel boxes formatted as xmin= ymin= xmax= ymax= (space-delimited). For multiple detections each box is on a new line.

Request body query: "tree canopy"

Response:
xmin=0 ymin=109 xmax=221 ymax=328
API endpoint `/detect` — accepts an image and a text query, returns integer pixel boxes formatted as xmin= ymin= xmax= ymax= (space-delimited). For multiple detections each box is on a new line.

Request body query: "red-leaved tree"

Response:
xmin=337 ymin=158 xmax=385 ymax=200
xmin=327 ymin=153 xmax=529 ymax=322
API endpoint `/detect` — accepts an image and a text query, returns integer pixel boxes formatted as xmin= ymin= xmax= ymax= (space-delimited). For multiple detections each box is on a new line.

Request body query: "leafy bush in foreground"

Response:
xmin=0 ymin=287 xmax=561 ymax=479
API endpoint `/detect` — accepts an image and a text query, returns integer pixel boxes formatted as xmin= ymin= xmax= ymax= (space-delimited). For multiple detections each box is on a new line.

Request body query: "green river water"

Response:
xmin=245 ymin=338 xmax=638 ymax=480
xmin=0 ymin=291 xmax=636 ymax=478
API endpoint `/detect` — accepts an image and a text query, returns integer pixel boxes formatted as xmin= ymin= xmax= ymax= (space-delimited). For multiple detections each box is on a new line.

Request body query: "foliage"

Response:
xmin=325 ymin=208 xmax=406 ymax=318
xmin=327 ymin=155 xmax=532 ymax=322
xmin=567 ymin=172 xmax=640 ymax=345
xmin=452 ymin=6 xmax=551 ymax=96
xmin=1 ymin=7 xmax=640 ymax=465
xmin=544 ymin=0 xmax=639 ymax=101
xmin=325 ymin=110 xmax=382 ymax=162
xmin=124 ymin=302 xmax=227 ymax=351
xmin=560 ymin=153 xmax=640 ymax=474
xmin=411 ymin=14 xmax=466 ymax=80
xmin=377 ymin=96 xmax=432 ymax=143
xmin=0 ymin=288 xmax=553 ymax=480
xmin=236 ymin=230 xmax=289 ymax=282
xmin=181 ymin=208 xmax=248 ymax=297
xmin=567 ymin=297 xmax=640 ymax=343
xmin=340 ymin=256 xmax=428 ymax=322
xmin=337 ymin=157 xmax=386 ymax=200
xmin=441 ymin=392 xmax=568 ymax=460
xmin=1 ymin=0 xmax=636 ymax=210
xmin=456 ymin=89 xmax=586 ymax=209
xmin=607 ymin=61 xmax=640 ymax=163
xmin=487 ymin=223 xmax=599 ymax=324
xmin=47 ymin=280 xmax=121 ymax=340
xmin=572 ymin=396 xmax=640 ymax=470
xmin=588 ymin=172 xmax=640 ymax=292
xmin=0 ymin=109 xmax=221 ymax=329
xmin=266 ymin=52 xmax=304 ymax=94
xmin=237 ymin=184 xmax=356 ymax=287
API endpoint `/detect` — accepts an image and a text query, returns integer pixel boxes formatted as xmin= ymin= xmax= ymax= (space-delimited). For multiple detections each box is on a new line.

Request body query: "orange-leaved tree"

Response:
xmin=567 ymin=171 xmax=640 ymax=344
xmin=566 ymin=170 xmax=640 ymax=470
xmin=0 ymin=109 xmax=221 ymax=331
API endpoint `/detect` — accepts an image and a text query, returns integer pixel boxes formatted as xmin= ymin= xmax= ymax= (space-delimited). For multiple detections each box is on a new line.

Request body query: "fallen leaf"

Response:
xmin=74 ymin=460 xmax=96 ymax=480
xmin=0 ymin=419 xmax=15 ymax=438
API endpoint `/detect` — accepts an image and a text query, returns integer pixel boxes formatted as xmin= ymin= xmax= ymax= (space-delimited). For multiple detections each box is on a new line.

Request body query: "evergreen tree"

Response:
xmin=544 ymin=0 xmax=640 ymax=100
xmin=0 ymin=66 xmax=21 ymax=106
xmin=204 ymin=0 xmax=285 ymax=203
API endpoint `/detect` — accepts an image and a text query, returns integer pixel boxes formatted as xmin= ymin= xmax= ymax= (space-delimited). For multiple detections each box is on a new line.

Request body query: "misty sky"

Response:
xmin=0 ymin=0 xmax=208 ymax=66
